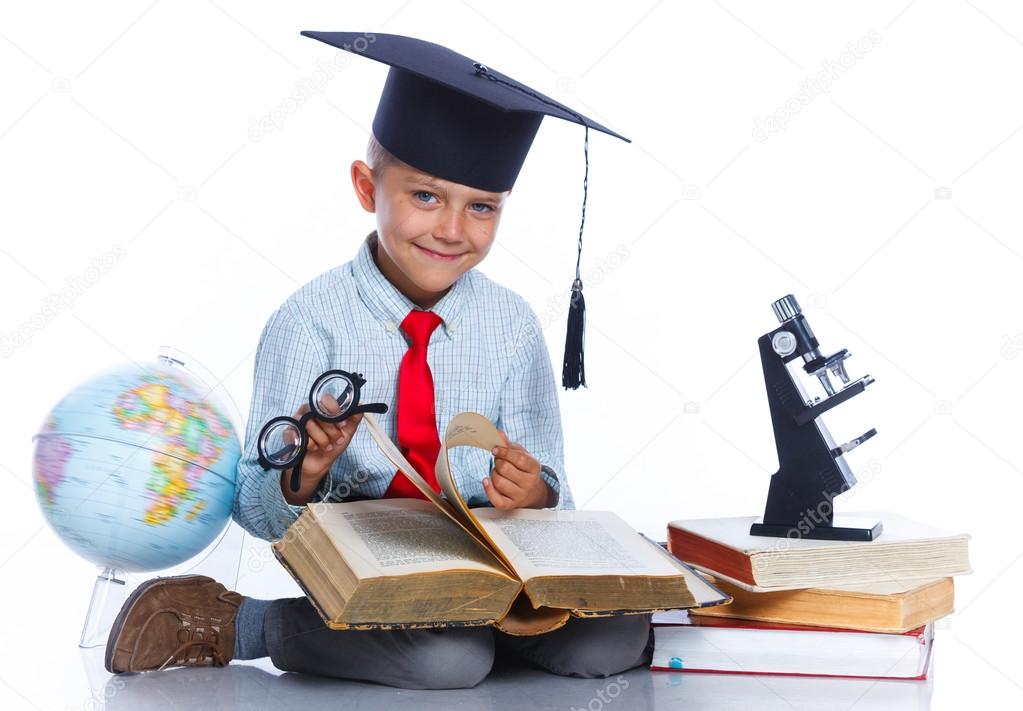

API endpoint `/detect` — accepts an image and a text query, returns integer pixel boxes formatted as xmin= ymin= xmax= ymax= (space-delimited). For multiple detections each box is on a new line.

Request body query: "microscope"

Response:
xmin=749 ymin=295 xmax=883 ymax=542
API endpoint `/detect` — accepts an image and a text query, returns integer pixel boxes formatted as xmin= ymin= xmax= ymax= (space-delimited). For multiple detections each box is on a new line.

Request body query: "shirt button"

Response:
xmin=449 ymin=322 xmax=457 ymax=334
xmin=385 ymin=321 xmax=397 ymax=333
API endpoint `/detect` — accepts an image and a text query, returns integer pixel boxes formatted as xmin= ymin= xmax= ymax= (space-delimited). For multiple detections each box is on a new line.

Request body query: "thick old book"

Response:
xmin=272 ymin=412 xmax=728 ymax=635
xmin=650 ymin=610 xmax=934 ymax=680
xmin=689 ymin=575 xmax=954 ymax=634
xmin=667 ymin=513 xmax=971 ymax=591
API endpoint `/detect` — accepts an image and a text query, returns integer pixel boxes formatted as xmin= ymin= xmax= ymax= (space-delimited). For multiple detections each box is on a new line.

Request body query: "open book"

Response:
xmin=271 ymin=412 xmax=728 ymax=635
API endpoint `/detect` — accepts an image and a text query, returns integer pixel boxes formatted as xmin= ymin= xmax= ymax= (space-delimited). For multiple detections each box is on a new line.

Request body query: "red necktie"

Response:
xmin=383 ymin=309 xmax=444 ymax=499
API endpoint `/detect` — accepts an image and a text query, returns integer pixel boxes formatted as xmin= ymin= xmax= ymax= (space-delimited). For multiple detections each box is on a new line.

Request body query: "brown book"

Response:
xmin=667 ymin=514 xmax=971 ymax=590
xmin=689 ymin=575 xmax=954 ymax=634
xmin=272 ymin=412 xmax=729 ymax=635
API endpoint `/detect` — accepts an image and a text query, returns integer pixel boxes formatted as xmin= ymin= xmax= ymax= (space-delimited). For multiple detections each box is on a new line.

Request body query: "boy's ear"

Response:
xmin=350 ymin=160 xmax=376 ymax=213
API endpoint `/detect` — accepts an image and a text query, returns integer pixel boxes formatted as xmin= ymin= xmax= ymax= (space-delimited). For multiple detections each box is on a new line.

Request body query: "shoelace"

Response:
xmin=157 ymin=627 xmax=226 ymax=671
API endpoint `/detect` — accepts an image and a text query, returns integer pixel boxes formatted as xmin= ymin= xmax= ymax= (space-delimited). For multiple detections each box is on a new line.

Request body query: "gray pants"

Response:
xmin=264 ymin=597 xmax=654 ymax=689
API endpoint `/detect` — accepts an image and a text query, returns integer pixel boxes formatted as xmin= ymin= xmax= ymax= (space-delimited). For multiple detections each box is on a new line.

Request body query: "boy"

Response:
xmin=104 ymin=32 xmax=652 ymax=688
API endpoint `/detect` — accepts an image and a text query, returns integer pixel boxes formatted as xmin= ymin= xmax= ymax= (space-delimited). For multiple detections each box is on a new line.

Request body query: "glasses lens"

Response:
xmin=311 ymin=372 xmax=356 ymax=419
xmin=260 ymin=420 xmax=302 ymax=467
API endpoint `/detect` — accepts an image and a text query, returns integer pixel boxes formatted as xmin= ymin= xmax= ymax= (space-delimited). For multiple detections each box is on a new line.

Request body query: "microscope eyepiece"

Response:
xmin=771 ymin=294 xmax=802 ymax=323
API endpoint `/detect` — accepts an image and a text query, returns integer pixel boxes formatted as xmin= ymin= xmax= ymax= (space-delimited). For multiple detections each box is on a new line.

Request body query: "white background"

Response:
xmin=2 ymin=1 xmax=1021 ymax=709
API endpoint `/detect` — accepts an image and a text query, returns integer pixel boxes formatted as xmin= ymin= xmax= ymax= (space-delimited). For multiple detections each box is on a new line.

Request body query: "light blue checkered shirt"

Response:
xmin=232 ymin=231 xmax=574 ymax=541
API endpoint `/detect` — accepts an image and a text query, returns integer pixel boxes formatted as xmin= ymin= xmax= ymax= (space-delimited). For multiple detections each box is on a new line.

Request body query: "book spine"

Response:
xmin=270 ymin=543 xmax=335 ymax=627
xmin=652 ymin=620 xmax=927 ymax=636
xmin=667 ymin=526 xmax=756 ymax=586
xmin=649 ymin=667 xmax=929 ymax=681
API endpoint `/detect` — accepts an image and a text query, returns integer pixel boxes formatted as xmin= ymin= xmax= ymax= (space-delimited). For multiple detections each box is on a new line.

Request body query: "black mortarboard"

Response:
xmin=300 ymin=30 xmax=631 ymax=389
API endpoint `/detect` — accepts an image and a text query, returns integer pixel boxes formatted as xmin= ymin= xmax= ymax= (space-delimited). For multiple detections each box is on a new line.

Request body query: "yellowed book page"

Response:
xmin=691 ymin=563 xmax=963 ymax=594
xmin=307 ymin=499 xmax=514 ymax=580
xmin=472 ymin=508 xmax=681 ymax=581
xmin=362 ymin=412 xmax=494 ymax=553
xmin=432 ymin=412 xmax=530 ymax=573
xmin=671 ymin=513 xmax=972 ymax=555
xmin=361 ymin=413 xmax=453 ymax=512
xmin=434 ymin=412 xmax=503 ymax=520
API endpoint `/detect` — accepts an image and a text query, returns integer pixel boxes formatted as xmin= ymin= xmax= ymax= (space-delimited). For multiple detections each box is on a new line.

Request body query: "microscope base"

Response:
xmin=750 ymin=516 xmax=883 ymax=542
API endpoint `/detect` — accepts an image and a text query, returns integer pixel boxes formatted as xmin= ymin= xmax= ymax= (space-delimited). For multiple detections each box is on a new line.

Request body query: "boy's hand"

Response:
xmin=281 ymin=397 xmax=363 ymax=505
xmin=482 ymin=430 xmax=555 ymax=509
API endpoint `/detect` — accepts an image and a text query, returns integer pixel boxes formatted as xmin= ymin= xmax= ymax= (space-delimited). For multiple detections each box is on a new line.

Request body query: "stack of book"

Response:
xmin=652 ymin=512 xmax=972 ymax=680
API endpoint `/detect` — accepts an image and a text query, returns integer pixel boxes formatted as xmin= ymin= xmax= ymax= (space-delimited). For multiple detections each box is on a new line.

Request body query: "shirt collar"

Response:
xmin=352 ymin=231 xmax=468 ymax=337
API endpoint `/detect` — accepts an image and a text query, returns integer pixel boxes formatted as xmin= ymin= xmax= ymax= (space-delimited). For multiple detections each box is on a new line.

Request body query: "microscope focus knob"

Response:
xmin=772 ymin=330 xmax=798 ymax=357
xmin=771 ymin=294 xmax=802 ymax=323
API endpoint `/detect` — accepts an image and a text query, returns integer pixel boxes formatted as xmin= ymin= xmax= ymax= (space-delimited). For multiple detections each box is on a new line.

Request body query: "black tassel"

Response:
xmin=562 ymin=278 xmax=586 ymax=389
xmin=472 ymin=65 xmax=592 ymax=390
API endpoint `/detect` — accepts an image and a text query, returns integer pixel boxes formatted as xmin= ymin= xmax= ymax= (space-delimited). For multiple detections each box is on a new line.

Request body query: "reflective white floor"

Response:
xmin=10 ymin=638 xmax=946 ymax=711
xmin=3 ymin=532 xmax=1014 ymax=710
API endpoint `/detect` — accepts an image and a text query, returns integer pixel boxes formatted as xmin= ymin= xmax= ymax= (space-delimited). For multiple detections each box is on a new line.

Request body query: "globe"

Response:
xmin=32 ymin=357 xmax=241 ymax=572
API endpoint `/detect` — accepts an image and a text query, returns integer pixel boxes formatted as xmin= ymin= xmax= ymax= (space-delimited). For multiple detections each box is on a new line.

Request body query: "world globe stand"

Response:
xmin=71 ymin=346 xmax=249 ymax=651
xmin=79 ymin=566 xmax=128 ymax=648
xmin=77 ymin=516 xmax=247 ymax=649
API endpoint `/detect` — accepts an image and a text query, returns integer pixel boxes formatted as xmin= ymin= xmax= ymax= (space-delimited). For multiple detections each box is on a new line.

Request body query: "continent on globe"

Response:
xmin=113 ymin=377 xmax=233 ymax=526
xmin=33 ymin=416 xmax=73 ymax=507
xmin=32 ymin=360 xmax=241 ymax=572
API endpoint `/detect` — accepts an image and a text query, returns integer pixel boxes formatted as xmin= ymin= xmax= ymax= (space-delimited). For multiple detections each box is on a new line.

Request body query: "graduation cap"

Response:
xmin=300 ymin=30 xmax=630 ymax=389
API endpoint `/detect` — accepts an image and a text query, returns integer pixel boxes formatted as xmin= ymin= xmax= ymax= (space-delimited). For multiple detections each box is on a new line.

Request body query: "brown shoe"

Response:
xmin=105 ymin=574 xmax=244 ymax=673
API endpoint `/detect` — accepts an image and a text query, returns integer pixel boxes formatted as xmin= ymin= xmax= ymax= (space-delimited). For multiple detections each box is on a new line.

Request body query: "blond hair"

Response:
xmin=366 ymin=133 xmax=409 ymax=174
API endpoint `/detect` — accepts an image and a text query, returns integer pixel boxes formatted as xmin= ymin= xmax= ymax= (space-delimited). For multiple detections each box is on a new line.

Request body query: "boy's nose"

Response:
xmin=432 ymin=209 xmax=466 ymax=244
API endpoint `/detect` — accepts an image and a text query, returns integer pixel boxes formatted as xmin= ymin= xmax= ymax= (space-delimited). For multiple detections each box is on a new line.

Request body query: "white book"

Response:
xmin=651 ymin=611 xmax=933 ymax=680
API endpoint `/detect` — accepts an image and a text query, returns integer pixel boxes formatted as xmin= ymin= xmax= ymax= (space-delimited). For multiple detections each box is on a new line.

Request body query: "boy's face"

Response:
xmin=351 ymin=159 xmax=509 ymax=308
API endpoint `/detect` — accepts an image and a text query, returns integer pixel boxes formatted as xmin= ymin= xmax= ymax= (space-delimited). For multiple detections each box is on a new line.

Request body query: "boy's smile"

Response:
xmin=413 ymin=243 xmax=467 ymax=262
xmin=351 ymin=157 xmax=509 ymax=310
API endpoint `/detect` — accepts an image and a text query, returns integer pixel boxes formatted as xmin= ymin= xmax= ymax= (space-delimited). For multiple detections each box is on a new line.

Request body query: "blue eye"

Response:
xmin=469 ymin=203 xmax=494 ymax=213
xmin=414 ymin=191 xmax=437 ymax=204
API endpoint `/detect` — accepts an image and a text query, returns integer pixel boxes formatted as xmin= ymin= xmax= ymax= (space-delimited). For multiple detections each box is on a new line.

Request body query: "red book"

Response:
xmin=666 ymin=512 xmax=971 ymax=590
